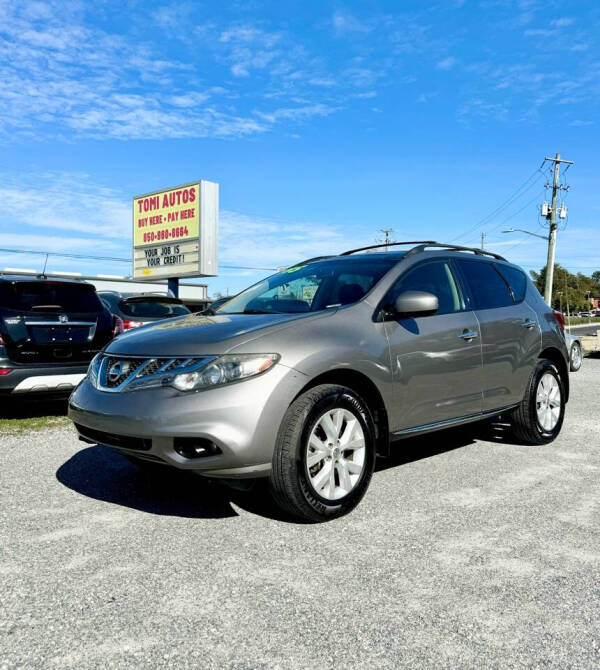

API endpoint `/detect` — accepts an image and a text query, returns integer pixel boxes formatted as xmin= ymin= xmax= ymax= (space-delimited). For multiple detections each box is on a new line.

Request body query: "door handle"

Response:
xmin=459 ymin=329 xmax=478 ymax=341
xmin=522 ymin=319 xmax=536 ymax=329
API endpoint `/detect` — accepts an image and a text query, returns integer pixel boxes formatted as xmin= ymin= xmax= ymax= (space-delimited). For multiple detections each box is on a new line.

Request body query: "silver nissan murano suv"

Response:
xmin=69 ymin=242 xmax=569 ymax=522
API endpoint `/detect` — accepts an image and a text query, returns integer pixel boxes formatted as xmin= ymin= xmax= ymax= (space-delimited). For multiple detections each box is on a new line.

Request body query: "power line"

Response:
xmin=461 ymin=189 xmax=546 ymax=249
xmin=485 ymin=189 xmax=546 ymax=235
xmin=450 ymin=168 xmax=544 ymax=243
xmin=0 ymin=247 xmax=276 ymax=272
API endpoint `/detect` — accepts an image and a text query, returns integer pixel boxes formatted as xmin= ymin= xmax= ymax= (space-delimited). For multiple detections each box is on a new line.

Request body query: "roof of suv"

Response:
xmin=293 ymin=241 xmax=507 ymax=268
xmin=99 ymin=291 xmax=183 ymax=302
xmin=0 ymin=274 xmax=90 ymax=285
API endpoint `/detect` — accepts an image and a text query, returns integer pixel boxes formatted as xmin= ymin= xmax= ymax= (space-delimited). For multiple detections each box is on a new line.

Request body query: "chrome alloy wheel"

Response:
xmin=535 ymin=372 xmax=562 ymax=432
xmin=305 ymin=408 xmax=366 ymax=501
xmin=570 ymin=342 xmax=582 ymax=370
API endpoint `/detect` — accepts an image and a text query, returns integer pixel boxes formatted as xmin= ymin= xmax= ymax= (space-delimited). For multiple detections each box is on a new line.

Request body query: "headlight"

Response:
xmin=88 ymin=352 xmax=102 ymax=388
xmin=172 ymin=354 xmax=280 ymax=392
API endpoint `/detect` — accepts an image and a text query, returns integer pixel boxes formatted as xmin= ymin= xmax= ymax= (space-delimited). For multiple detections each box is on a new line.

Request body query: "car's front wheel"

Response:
xmin=269 ymin=384 xmax=376 ymax=522
xmin=510 ymin=359 xmax=566 ymax=445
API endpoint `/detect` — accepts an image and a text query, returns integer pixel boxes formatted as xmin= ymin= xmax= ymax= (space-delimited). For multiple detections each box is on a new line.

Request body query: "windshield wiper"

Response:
xmin=243 ymin=309 xmax=283 ymax=314
xmin=220 ymin=309 xmax=283 ymax=315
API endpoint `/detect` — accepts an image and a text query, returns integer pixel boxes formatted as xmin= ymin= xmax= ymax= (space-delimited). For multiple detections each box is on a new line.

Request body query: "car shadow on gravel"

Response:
xmin=378 ymin=417 xmax=525 ymax=471
xmin=56 ymin=418 xmax=523 ymax=523
xmin=56 ymin=445 xmax=297 ymax=522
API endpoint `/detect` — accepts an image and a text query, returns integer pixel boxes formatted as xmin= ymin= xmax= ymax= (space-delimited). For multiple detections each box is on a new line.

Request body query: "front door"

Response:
xmin=383 ymin=259 xmax=483 ymax=433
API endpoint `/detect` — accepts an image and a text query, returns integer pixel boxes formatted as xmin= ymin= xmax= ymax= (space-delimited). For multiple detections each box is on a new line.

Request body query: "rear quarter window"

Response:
xmin=495 ymin=264 xmax=527 ymax=303
xmin=455 ymin=259 xmax=513 ymax=310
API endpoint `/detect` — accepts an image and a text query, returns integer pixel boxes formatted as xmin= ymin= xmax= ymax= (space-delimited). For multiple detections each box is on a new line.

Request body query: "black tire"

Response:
xmin=269 ymin=384 xmax=377 ymax=522
xmin=510 ymin=359 xmax=566 ymax=445
xmin=569 ymin=342 xmax=582 ymax=372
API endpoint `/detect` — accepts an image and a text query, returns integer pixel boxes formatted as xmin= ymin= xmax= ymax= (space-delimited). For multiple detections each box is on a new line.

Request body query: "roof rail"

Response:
xmin=292 ymin=255 xmax=335 ymax=266
xmin=403 ymin=242 xmax=506 ymax=261
xmin=340 ymin=241 xmax=437 ymax=256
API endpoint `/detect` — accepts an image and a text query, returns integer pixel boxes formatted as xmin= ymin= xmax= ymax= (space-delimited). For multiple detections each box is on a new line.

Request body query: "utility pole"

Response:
xmin=481 ymin=232 xmax=485 ymax=250
xmin=542 ymin=152 xmax=573 ymax=305
xmin=380 ymin=229 xmax=394 ymax=252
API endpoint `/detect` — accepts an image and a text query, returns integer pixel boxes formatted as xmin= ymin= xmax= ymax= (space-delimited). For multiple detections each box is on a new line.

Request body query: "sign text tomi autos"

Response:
xmin=133 ymin=184 xmax=200 ymax=247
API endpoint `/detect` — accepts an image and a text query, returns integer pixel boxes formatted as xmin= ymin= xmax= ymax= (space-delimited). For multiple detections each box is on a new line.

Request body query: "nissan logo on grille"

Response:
xmin=59 ymin=314 xmax=68 ymax=323
xmin=107 ymin=360 xmax=130 ymax=384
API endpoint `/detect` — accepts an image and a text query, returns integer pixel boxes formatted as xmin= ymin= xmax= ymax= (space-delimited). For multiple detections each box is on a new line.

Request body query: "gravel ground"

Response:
xmin=1 ymin=360 xmax=599 ymax=669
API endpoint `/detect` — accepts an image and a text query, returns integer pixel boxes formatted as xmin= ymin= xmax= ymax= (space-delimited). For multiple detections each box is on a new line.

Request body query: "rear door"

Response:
xmin=0 ymin=281 xmax=113 ymax=364
xmin=454 ymin=259 xmax=541 ymax=411
xmin=383 ymin=258 xmax=483 ymax=432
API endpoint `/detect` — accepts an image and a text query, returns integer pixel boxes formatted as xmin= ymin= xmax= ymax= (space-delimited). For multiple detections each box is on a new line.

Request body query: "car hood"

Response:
xmin=105 ymin=311 xmax=329 ymax=357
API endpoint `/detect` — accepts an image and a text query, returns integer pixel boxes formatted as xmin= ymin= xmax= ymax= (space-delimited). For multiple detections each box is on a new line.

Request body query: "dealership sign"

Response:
xmin=133 ymin=181 xmax=218 ymax=279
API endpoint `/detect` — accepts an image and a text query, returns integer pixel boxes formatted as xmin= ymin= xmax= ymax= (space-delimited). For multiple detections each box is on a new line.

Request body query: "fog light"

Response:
xmin=173 ymin=438 xmax=222 ymax=459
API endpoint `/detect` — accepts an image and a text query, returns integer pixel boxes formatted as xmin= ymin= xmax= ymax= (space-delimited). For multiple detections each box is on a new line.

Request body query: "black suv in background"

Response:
xmin=98 ymin=291 xmax=191 ymax=330
xmin=0 ymin=275 xmax=116 ymax=396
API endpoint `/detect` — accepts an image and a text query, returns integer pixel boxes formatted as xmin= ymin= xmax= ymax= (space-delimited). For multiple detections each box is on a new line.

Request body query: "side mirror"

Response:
xmin=385 ymin=290 xmax=439 ymax=319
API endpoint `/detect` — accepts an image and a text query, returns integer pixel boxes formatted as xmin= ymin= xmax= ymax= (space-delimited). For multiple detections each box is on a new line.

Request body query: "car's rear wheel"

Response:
xmin=510 ymin=359 xmax=565 ymax=445
xmin=569 ymin=341 xmax=582 ymax=372
xmin=269 ymin=384 xmax=376 ymax=522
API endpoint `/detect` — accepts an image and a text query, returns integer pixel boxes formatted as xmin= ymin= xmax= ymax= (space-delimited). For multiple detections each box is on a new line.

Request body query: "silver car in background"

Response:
xmin=69 ymin=241 xmax=570 ymax=522
xmin=564 ymin=332 xmax=583 ymax=371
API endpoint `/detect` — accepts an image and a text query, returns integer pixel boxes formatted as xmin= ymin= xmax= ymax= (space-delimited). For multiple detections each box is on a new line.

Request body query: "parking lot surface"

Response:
xmin=2 ymin=360 xmax=599 ymax=669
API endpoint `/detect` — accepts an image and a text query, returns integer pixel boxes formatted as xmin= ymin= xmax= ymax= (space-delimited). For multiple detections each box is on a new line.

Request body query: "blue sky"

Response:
xmin=0 ymin=0 xmax=598 ymax=296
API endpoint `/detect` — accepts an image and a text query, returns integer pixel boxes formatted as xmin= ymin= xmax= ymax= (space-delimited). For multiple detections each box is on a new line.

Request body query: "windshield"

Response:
xmin=0 ymin=281 xmax=104 ymax=313
xmin=218 ymin=258 xmax=397 ymax=314
xmin=119 ymin=299 xmax=190 ymax=318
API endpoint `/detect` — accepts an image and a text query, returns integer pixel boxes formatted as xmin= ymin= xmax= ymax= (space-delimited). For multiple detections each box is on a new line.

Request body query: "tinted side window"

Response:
xmin=456 ymin=260 xmax=513 ymax=310
xmin=119 ymin=300 xmax=190 ymax=318
xmin=495 ymin=264 xmax=527 ymax=303
xmin=387 ymin=261 xmax=461 ymax=315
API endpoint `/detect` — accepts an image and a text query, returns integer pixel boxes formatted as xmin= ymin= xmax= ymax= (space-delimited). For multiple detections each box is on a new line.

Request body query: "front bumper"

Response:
xmin=68 ymin=364 xmax=307 ymax=478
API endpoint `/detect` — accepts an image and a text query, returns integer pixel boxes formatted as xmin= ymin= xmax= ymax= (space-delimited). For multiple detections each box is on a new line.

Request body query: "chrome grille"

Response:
xmin=97 ymin=355 xmax=212 ymax=392
xmin=104 ymin=357 xmax=146 ymax=388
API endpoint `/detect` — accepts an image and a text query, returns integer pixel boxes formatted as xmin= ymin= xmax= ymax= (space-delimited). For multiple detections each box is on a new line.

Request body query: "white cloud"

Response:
xmin=551 ymin=17 xmax=575 ymax=28
xmin=255 ymin=103 xmax=338 ymax=124
xmin=0 ymin=2 xmax=471 ymax=141
xmin=218 ymin=24 xmax=284 ymax=78
xmin=332 ymin=12 xmax=371 ymax=35
xmin=484 ymin=227 xmax=600 ymax=274
xmin=524 ymin=28 xmax=554 ymax=37
xmin=0 ymin=5 xmax=337 ymax=141
xmin=417 ymin=92 xmax=439 ymax=104
xmin=0 ymin=172 xmax=131 ymax=240
xmin=437 ymin=57 xmax=458 ymax=71
xmin=219 ymin=211 xmax=365 ymax=268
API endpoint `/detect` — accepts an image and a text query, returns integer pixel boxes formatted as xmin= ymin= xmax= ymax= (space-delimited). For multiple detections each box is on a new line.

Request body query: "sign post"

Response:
xmin=167 ymin=277 xmax=180 ymax=298
xmin=132 ymin=181 xmax=218 ymax=286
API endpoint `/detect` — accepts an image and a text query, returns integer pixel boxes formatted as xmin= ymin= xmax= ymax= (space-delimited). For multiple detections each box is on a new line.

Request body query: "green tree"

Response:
xmin=530 ymin=264 xmax=599 ymax=312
